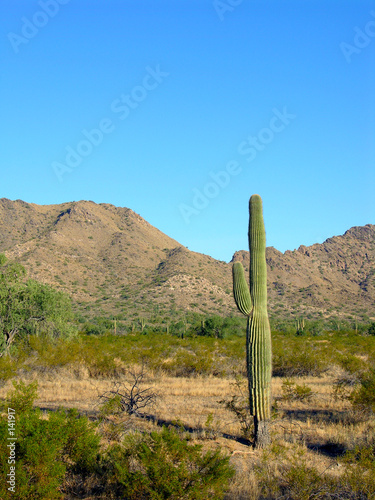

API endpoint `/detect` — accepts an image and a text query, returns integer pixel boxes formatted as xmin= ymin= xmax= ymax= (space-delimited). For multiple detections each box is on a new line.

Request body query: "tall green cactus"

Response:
xmin=232 ymin=194 xmax=272 ymax=447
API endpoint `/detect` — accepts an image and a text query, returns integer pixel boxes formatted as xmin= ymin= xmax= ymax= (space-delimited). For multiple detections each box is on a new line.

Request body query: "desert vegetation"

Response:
xmin=1 ymin=214 xmax=375 ymax=499
xmin=1 ymin=315 xmax=375 ymax=498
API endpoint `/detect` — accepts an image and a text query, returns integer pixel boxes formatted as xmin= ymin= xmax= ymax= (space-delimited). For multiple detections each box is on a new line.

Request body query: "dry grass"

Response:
xmin=2 ymin=365 xmax=374 ymax=499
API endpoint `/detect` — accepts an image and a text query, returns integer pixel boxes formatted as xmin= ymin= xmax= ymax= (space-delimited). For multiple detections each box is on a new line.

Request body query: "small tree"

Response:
xmin=0 ymin=255 xmax=75 ymax=356
xmin=196 ymin=316 xmax=224 ymax=338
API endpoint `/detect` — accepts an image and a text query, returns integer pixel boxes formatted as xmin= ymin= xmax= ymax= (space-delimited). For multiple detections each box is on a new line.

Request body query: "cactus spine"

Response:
xmin=232 ymin=194 xmax=272 ymax=447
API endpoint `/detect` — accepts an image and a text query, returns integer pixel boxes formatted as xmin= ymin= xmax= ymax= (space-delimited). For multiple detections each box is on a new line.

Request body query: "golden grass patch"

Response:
xmin=1 ymin=366 xmax=374 ymax=499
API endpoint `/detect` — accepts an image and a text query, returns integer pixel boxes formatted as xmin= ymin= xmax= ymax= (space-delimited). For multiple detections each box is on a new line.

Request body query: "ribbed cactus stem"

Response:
xmin=249 ymin=195 xmax=268 ymax=312
xmin=247 ymin=307 xmax=272 ymax=420
xmin=232 ymin=194 xmax=272 ymax=448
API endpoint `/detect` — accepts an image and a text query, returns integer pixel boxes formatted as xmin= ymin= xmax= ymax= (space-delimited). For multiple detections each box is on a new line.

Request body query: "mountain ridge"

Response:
xmin=0 ymin=198 xmax=374 ymax=322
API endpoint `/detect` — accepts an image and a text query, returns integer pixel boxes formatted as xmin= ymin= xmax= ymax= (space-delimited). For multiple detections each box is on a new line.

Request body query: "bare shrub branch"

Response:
xmin=98 ymin=366 xmax=158 ymax=417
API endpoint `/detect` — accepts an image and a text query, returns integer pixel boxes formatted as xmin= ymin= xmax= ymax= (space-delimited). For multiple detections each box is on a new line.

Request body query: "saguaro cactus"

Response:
xmin=296 ymin=317 xmax=305 ymax=335
xmin=232 ymin=194 xmax=272 ymax=447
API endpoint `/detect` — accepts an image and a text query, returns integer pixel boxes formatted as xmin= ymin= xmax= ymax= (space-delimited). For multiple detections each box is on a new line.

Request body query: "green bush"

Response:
xmin=281 ymin=379 xmax=313 ymax=402
xmin=0 ymin=355 xmax=20 ymax=387
xmin=82 ymin=322 xmax=102 ymax=335
xmin=8 ymin=329 xmax=375 ymax=382
xmin=272 ymin=339 xmax=328 ymax=377
xmin=191 ymin=316 xmax=246 ymax=339
xmin=254 ymin=447 xmax=333 ymax=499
xmin=85 ymin=352 xmax=124 ymax=378
xmin=341 ymin=442 xmax=375 ymax=497
xmin=4 ymin=380 xmax=38 ymax=413
xmin=254 ymin=442 xmax=375 ymax=499
xmin=349 ymin=368 xmax=375 ymax=415
xmin=0 ymin=381 xmax=233 ymax=499
xmin=0 ymin=381 xmax=100 ymax=500
xmin=161 ymin=349 xmax=215 ymax=377
xmin=196 ymin=316 xmax=225 ymax=338
xmin=27 ymin=336 xmax=82 ymax=372
xmin=101 ymin=426 xmax=234 ymax=499
xmin=338 ymin=353 xmax=369 ymax=376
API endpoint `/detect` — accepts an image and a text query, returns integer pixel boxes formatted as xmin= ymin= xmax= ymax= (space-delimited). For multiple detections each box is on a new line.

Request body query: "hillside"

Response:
xmin=233 ymin=224 xmax=375 ymax=321
xmin=0 ymin=198 xmax=374 ymax=323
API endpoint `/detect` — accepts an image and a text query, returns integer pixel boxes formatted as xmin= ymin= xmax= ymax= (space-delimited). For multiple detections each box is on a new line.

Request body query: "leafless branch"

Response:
xmin=98 ymin=366 xmax=158 ymax=417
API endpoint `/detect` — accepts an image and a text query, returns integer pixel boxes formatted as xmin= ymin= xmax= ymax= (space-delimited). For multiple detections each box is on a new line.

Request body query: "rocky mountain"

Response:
xmin=0 ymin=198 xmax=374 ymax=323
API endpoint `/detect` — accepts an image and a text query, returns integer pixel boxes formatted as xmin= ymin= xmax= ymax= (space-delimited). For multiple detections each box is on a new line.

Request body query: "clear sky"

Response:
xmin=1 ymin=0 xmax=374 ymax=262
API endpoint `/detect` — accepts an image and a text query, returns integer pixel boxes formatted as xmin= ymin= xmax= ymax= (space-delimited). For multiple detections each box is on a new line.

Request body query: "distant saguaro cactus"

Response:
xmin=232 ymin=194 xmax=272 ymax=447
xmin=296 ymin=317 xmax=305 ymax=335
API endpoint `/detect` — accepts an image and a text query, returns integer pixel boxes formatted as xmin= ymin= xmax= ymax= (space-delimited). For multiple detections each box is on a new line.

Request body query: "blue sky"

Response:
xmin=1 ymin=0 xmax=374 ymax=262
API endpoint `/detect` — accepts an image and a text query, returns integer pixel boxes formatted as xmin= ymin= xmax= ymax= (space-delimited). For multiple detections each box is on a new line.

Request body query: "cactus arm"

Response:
xmin=232 ymin=262 xmax=252 ymax=316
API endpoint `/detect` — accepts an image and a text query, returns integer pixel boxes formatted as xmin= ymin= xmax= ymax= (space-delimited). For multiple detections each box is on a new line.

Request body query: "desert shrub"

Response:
xmin=0 ymin=355 xmax=23 ymax=387
xmin=368 ymin=322 xmax=375 ymax=336
xmin=340 ymin=441 xmax=375 ymax=497
xmin=161 ymin=348 xmax=215 ymax=377
xmin=169 ymin=319 xmax=187 ymax=337
xmin=82 ymin=322 xmax=102 ymax=335
xmin=81 ymin=316 xmax=115 ymax=335
xmin=27 ymin=335 xmax=82 ymax=372
xmin=333 ymin=353 xmax=375 ymax=416
xmin=196 ymin=316 xmax=225 ymax=338
xmin=4 ymin=379 xmax=38 ymax=413
xmin=253 ymin=446 xmax=331 ymax=499
xmin=281 ymin=379 xmax=313 ymax=402
xmin=192 ymin=316 xmax=246 ymax=339
xmin=98 ymin=367 xmax=158 ymax=417
xmin=330 ymin=330 xmax=375 ymax=359
xmin=348 ymin=368 xmax=375 ymax=415
xmin=17 ymin=330 xmax=375 ymax=381
xmin=218 ymin=376 xmax=253 ymax=440
xmin=305 ymin=320 xmax=325 ymax=336
xmin=271 ymin=320 xmax=296 ymax=335
xmin=85 ymin=353 xmax=125 ymax=378
xmin=101 ymin=426 xmax=234 ymax=499
xmin=0 ymin=381 xmax=100 ymax=500
xmin=332 ymin=354 xmax=369 ymax=403
xmin=221 ymin=316 xmax=247 ymax=338
xmin=275 ymin=458 xmax=332 ymax=499
xmin=62 ymin=408 xmax=101 ymax=475
xmin=272 ymin=339 xmax=328 ymax=377
xmin=252 ymin=443 xmax=375 ymax=500
xmin=338 ymin=353 xmax=369 ymax=375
